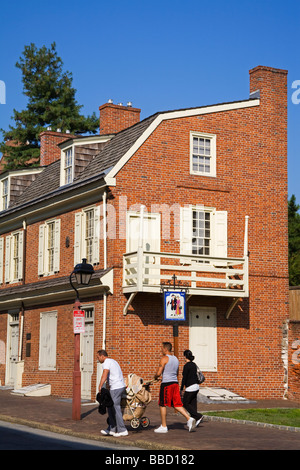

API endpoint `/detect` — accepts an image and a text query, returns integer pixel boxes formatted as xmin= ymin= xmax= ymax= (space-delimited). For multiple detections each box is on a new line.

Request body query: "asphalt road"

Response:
xmin=0 ymin=420 xmax=140 ymax=451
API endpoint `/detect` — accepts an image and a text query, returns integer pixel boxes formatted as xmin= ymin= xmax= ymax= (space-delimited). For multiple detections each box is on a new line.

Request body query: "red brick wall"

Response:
xmin=102 ymin=66 xmax=289 ymax=399
xmin=99 ymin=103 xmax=141 ymax=135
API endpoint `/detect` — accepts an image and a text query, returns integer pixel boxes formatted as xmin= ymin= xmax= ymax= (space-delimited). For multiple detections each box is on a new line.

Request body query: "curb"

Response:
xmin=203 ymin=414 xmax=300 ymax=433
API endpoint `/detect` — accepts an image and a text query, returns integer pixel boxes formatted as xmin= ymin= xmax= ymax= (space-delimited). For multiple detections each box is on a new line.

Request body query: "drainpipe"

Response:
xmin=18 ymin=220 xmax=27 ymax=361
xmin=102 ymin=191 xmax=107 ymax=349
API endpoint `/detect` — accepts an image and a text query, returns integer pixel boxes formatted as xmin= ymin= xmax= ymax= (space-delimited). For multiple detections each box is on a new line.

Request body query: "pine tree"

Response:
xmin=288 ymin=195 xmax=300 ymax=286
xmin=0 ymin=42 xmax=98 ymax=170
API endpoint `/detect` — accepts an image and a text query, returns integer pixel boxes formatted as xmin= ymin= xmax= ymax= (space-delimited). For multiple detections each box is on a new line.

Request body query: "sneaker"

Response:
xmin=114 ymin=430 xmax=129 ymax=437
xmin=187 ymin=417 xmax=196 ymax=432
xmin=101 ymin=428 xmax=117 ymax=436
xmin=196 ymin=416 xmax=204 ymax=427
xmin=154 ymin=425 xmax=168 ymax=433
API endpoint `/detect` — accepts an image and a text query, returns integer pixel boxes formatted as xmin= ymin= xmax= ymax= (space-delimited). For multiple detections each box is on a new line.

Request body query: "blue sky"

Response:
xmin=0 ymin=0 xmax=299 ymax=204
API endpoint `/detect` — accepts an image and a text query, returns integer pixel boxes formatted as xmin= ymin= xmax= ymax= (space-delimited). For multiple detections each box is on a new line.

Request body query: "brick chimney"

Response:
xmin=99 ymin=101 xmax=141 ymax=135
xmin=40 ymin=130 xmax=76 ymax=166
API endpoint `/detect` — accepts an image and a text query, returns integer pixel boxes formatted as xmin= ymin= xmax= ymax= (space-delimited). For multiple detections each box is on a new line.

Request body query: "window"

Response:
xmin=61 ymin=147 xmax=74 ymax=185
xmin=2 ymin=178 xmax=9 ymax=210
xmin=74 ymin=207 xmax=100 ymax=266
xmin=39 ymin=311 xmax=57 ymax=370
xmin=190 ymin=132 xmax=216 ymax=177
xmin=85 ymin=209 xmax=94 ymax=264
xmin=192 ymin=210 xmax=211 ymax=256
xmin=180 ymin=205 xmax=227 ymax=259
xmin=38 ymin=219 xmax=61 ymax=276
xmin=0 ymin=237 xmax=3 ymax=284
xmin=5 ymin=231 xmax=23 ymax=283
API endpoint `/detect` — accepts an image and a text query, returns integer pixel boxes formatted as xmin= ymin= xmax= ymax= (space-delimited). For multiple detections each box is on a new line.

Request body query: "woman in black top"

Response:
xmin=180 ymin=350 xmax=203 ymax=426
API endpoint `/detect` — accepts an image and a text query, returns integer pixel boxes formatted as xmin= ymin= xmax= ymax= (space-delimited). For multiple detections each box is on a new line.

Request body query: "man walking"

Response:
xmin=153 ymin=342 xmax=196 ymax=433
xmin=97 ymin=349 xmax=128 ymax=437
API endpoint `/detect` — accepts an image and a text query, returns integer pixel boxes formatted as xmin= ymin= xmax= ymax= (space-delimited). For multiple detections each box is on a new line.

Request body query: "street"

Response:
xmin=0 ymin=420 xmax=140 ymax=450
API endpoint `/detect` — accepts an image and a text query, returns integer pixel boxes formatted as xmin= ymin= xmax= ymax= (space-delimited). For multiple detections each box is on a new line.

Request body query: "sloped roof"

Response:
xmin=4 ymin=112 xmax=159 ymax=213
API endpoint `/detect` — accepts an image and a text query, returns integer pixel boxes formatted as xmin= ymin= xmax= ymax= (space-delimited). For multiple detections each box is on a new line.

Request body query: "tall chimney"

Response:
xmin=99 ymin=101 xmax=141 ymax=135
xmin=40 ymin=130 xmax=76 ymax=166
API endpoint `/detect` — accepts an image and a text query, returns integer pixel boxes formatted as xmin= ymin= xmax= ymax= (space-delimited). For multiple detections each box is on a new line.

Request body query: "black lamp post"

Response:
xmin=70 ymin=258 xmax=94 ymax=420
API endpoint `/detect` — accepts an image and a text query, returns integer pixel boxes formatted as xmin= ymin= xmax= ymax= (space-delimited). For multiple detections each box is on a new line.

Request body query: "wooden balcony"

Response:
xmin=123 ymin=249 xmax=249 ymax=298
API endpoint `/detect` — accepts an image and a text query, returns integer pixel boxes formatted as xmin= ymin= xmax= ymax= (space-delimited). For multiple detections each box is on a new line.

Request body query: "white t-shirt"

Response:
xmin=103 ymin=358 xmax=125 ymax=390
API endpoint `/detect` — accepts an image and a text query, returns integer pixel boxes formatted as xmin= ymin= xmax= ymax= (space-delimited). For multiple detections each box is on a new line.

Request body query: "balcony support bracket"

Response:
xmin=225 ymin=297 xmax=240 ymax=320
xmin=123 ymin=292 xmax=137 ymax=316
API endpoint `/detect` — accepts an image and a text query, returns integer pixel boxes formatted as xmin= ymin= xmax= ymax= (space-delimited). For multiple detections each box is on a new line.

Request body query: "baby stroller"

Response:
xmin=122 ymin=373 xmax=154 ymax=429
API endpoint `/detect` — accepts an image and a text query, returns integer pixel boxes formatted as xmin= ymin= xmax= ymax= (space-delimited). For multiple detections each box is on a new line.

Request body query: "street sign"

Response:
xmin=73 ymin=309 xmax=85 ymax=334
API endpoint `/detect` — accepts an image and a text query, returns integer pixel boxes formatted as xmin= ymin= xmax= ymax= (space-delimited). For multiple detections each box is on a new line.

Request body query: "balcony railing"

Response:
xmin=123 ymin=249 xmax=249 ymax=298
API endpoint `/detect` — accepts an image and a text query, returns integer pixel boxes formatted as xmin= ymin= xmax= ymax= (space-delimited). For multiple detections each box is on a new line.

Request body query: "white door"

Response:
xmin=80 ymin=309 xmax=94 ymax=399
xmin=127 ymin=212 xmax=160 ymax=285
xmin=7 ymin=315 xmax=19 ymax=385
xmin=189 ymin=307 xmax=217 ymax=371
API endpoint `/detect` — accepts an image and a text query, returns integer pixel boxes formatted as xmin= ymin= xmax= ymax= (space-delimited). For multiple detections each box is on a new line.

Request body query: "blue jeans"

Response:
xmin=107 ymin=387 xmax=127 ymax=433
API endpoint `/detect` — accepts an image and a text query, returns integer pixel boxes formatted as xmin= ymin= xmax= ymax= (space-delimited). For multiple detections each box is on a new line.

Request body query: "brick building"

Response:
xmin=0 ymin=65 xmax=292 ymax=401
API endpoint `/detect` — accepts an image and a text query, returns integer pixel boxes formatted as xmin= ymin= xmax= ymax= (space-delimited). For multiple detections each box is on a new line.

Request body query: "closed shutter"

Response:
xmin=38 ymin=224 xmax=45 ymax=276
xmin=74 ymin=212 xmax=82 ymax=265
xmin=39 ymin=311 xmax=57 ymax=370
xmin=0 ymin=237 xmax=3 ymax=284
xmin=93 ymin=206 xmax=100 ymax=265
xmin=5 ymin=235 xmax=11 ymax=283
xmin=180 ymin=205 xmax=193 ymax=258
xmin=213 ymin=211 xmax=227 ymax=258
xmin=53 ymin=219 xmax=61 ymax=272
xmin=17 ymin=231 xmax=23 ymax=280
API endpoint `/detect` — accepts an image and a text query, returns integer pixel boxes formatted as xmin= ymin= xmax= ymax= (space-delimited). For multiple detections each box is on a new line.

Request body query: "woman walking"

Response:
xmin=180 ymin=350 xmax=203 ymax=427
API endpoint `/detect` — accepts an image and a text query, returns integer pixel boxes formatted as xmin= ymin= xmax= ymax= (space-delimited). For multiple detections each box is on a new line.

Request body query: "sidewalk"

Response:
xmin=0 ymin=389 xmax=299 ymax=450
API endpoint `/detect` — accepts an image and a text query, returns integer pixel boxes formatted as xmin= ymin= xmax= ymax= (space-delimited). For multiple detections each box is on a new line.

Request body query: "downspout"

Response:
xmin=102 ymin=191 xmax=107 ymax=349
xmin=18 ymin=220 xmax=27 ymax=361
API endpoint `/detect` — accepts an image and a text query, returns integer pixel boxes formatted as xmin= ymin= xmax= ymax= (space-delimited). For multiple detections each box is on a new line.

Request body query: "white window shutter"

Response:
xmin=74 ymin=212 xmax=82 ymax=265
xmin=18 ymin=231 xmax=24 ymax=280
xmin=39 ymin=311 xmax=57 ymax=370
xmin=93 ymin=206 xmax=100 ymax=265
xmin=53 ymin=219 xmax=61 ymax=273
xmin=5 ymin=236 xmax=11 ymax=283
xmin=180 ymin=205 xmax=193 ymax=256
xmin=213 ymin=211 xmax=227 ymax=258
xmin=38 ymin=224 xmax=45 ymax=276
xmin=0 ymin=237 xmax=3 ymax=284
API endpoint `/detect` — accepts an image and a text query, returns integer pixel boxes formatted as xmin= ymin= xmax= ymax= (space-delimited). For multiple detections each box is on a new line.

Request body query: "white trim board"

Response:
xmin=104 ymin=99 xmax=260 ymax=185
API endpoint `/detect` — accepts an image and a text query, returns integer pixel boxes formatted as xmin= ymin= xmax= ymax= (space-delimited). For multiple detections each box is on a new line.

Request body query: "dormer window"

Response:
xmin=64 ymin=147 xmax=74 ymax=185
xmin=1 ymin=178 xmax=9 ymax=210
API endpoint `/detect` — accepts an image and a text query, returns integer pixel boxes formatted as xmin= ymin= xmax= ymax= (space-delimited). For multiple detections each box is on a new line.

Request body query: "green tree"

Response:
xmin=0 ymin=42 xmax=98 ymax=170
xmin=288 ymin=194 xmax=300 ymax=286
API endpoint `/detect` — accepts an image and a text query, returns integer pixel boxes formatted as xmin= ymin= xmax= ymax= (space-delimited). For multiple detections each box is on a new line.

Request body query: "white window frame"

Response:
xmin=60 ymin=145 xmax=74 ymax=186
xmin=180 ymin=205 xmax=227 ymax=260
xmin=39 ymin=311 xmax=57 ymax=371
xmin=190 ymin=132 xmax=216 ymax=177
xmin=38 ymin=219 xmax=61 ymax=276
xmin=5 ymin=230 xmax=23 ymax=283
xmin=1 ymin=177 xmax=9 ymax=210
xmin=74 ymin=206 xmax=100 ymax=266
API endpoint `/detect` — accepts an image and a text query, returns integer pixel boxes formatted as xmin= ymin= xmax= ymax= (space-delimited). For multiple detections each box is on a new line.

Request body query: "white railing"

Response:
xmin=123 ymin=248 xmax=249 ymax=297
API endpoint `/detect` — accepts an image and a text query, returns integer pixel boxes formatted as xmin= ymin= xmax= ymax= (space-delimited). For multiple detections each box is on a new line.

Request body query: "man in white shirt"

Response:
xmin=97 ymin=349 xmax=128 ymax=437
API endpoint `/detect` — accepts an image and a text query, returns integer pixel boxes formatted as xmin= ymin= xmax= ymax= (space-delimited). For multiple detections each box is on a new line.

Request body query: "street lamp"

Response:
xmin=70 ymin=258 xmax=94 ymax=420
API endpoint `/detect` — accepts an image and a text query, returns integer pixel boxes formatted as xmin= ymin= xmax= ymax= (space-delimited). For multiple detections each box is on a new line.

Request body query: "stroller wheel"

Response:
xmin=130 ymin=418 xmax=140 ymax=429
xmin=140 ymin=417 xmax=150 ymax=428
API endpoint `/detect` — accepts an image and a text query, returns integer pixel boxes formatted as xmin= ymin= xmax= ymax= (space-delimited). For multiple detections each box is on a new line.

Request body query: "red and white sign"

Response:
xmin=73 ymin=309 xmax=85 ymax=334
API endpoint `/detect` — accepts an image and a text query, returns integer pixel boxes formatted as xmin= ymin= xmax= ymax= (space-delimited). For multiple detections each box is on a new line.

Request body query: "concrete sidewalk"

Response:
xmin=0 ymin=389 xmax=299 ymax=450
